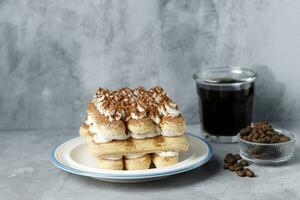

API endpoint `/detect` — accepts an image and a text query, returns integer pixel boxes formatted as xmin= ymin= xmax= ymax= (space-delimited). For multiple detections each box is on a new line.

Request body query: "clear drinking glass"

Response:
xmin=193 ymin=66 xmax=256 ymax=143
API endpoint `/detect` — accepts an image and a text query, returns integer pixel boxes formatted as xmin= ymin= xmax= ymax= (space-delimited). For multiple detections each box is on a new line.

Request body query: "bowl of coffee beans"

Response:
xmin=238 ymin=122 xmax=296 ymax=164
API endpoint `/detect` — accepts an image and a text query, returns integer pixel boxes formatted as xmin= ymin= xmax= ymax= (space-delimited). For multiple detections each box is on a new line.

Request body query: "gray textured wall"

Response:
xmin=1 ymin=0 xmax=300 ymax=131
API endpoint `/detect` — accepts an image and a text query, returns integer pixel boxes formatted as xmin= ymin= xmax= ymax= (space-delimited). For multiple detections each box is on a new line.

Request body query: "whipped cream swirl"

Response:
xmin=161 ymin=131 xmax=184 ymax=137
xmin=92 ymin=131 xmax=130 ymax=143
xmin=85 ymin=114 xmax=95 ymax=125
xmin=101 ymin=155 xmax=123 ymax=161
xmin=156 ymin=151 xmax=179 ymax=157
xmin=87 ymin=115 xmax=130 ymax=143
xmin=158 ymin=102 xmax=180 ymax=117
xmin=124 ymin=153 xmax=146 ymax=159
xmin=131 ymin=131 xmax=161 ymax=139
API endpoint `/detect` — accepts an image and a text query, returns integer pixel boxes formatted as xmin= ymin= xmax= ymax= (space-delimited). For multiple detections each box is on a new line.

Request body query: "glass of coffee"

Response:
xmin=193 ymin=66 xmax=256 ymax=143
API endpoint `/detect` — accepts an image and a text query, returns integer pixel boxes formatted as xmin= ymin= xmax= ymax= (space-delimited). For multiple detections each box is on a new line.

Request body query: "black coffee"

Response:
xmin=197 ymin=79 xmax=254 ymax=136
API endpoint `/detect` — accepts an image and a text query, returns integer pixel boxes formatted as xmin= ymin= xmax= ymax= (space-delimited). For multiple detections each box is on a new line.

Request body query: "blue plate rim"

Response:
xmin=50 ymin=133 xmax=213 ymax=179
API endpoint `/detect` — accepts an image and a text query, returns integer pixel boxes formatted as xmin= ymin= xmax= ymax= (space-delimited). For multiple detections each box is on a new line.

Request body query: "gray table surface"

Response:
xmin=1 ymin=123 xmax=300 ymax=200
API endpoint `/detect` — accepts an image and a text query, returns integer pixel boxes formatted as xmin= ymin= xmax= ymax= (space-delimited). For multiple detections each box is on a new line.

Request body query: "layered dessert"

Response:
xmin=79 ymin=86 xmax=189 ymax=170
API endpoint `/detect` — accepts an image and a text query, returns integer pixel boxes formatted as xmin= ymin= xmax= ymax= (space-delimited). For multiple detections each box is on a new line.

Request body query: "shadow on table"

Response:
xmin=73 ymin=155 xmax=222 ymax=190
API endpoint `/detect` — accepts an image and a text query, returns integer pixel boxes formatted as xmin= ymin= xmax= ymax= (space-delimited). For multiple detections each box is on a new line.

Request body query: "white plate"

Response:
xmin=50 ymin=134 xmax=213 ymax=183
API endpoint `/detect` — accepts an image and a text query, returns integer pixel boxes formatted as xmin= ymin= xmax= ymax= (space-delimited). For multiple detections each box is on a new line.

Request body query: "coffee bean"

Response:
xmin=240 ymin=128 xmax=249 ymax=136
xmin=225 ymin=153 xmax=233 ymax=158
xmin=242 ymin=135 xmax=248 ymax=140
xmin=247 ymin=134 xmax=252 ymax=141
xmin=234 ymin=165 xmax=244 ymax=171
xmin=236 ymin=170 xmax=246 ymax=177
xmin=252 ymin=139 xmax=259 ymax=143
xmin=239 ymin=122 xmax=291 ymax=144
xmin=279 ymin=136 xmax=290 ymax=142
xmin=228 ymin=164 xmax=243 ymax=171
xmin=259 ymin=133 xmax=266 ymax=139
xmin=239 ymin=160 xmax=249 ymax=166
xmin=266 ymin=131 xmax=273 ymax=135
xmin=265 ymin=136 xmax=271 ymax=143
xmin=273 ymin=135 xmax=280 ymax=139
xmin=258 ymin=129 xmax=264 ymax=135
xmin=246 ymin=127 xmax=252 ymax=132
xmin=223 ymin=163 xmax=230 ymax=169
xmin=224 ymin=154 xmax=237 ymax=165
xmin=244 ymin=168 xmax=255 ymax=177
xmin=234 ymin=154 xmax=242 ymax=160
xmin=252 ymin=128 xmax=257 ymax=134
xmin=252 ymin=133 xmax=259 ymax=140
xmin=261 ymin=138 xmax=267 ymax=143
xmin=228 ymin=165 xmax=236 ymax=171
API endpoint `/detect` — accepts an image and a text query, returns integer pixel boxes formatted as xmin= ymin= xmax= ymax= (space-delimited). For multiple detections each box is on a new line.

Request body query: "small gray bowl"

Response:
xmin=238 ymin=128 xmax=296 ymax=164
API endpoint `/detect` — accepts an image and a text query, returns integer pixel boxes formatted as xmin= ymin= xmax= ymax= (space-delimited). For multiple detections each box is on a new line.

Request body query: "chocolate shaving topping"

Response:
xmin=92 ymin=86 xmax=181 ymax=122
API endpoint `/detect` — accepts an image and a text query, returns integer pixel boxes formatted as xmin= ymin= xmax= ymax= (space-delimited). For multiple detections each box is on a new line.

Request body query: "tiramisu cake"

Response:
xmin=79 ymin=86 xmax=189 ymax=170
